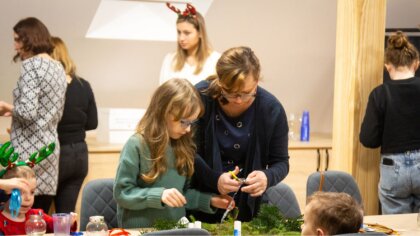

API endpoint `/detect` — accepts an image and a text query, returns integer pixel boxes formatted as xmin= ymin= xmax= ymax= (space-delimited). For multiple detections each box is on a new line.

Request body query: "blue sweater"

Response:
xmin=191 ymin=80 xmax=290 ymax=222
xmin=113 ymin=134 xmax=215 ymax=228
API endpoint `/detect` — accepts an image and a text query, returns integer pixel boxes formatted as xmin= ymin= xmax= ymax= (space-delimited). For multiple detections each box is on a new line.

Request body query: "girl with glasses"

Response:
xmin=190 ymin=46 xmax=290 ymax=222
xmin=113 ymin=79 xmax=231 ymax=228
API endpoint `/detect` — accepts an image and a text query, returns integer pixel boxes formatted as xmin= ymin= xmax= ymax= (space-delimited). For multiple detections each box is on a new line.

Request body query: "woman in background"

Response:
xmin=0 ymin=17 xmax=67 ymax=213
xmin=159 ymin=3 xmax=220 ymax=85
xmin=360 ymin=31 xmax=420 ymax=214
xmin=51 ymin=36 xmax=98 ymax=213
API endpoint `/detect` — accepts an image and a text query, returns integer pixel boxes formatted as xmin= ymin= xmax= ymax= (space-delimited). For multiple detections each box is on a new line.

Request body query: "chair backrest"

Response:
xmin=262 ymin=182 xmax=301 ymax=218
xmin=306 ymin=171 xmax=362 ymax=204
xmin=143 ymin=228 xmax=211 ymax=235
xmin=80 ymin=178 xmax=118 ymax=231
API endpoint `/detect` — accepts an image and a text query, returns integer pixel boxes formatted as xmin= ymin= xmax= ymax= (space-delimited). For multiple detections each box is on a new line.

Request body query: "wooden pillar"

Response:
xmin=331 ymin=0 xmax=386 ymax=215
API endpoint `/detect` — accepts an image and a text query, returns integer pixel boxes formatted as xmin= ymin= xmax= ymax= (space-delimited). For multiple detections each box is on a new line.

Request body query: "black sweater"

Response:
xmin=360 ymin=76 xmax=420 ymax=154
xmin=57 ymin=76 xmax=98 ymax=144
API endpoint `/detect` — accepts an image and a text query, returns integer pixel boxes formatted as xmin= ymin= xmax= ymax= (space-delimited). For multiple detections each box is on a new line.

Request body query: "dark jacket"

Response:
xmin=191 ymin=80 xmax=290 ymax=221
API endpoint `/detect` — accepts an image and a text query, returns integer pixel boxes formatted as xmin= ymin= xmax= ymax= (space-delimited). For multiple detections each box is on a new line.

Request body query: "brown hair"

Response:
xmin=136 ymin=78 xmax=204 ymax=183
xmin=306 ymin=192 xmax=363 ymax=235
xmin=385 ymin=31 xmax=419 ymax=68
xmin=206 ymin=46 xmax=260 ymax=104
xmin=51 ymin=36 xmax=77 ymax=76
xmin=13 ymin=17 xmax=53 ymax=62
xmin=3 ymin=166 xmax=36 ymax=181
xmin=173 ymin=12 xmax=212 ymax=75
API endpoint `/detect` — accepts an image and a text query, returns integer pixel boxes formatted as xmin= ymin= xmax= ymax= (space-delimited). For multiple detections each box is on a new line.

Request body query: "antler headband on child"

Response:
xmin=0 ymin=141 xmax=55 ymax=178
xmin=166 ymin=2 xmax=197 ymax=18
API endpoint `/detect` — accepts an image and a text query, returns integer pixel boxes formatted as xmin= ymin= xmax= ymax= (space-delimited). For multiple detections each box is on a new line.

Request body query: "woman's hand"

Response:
xmin=161 ymin=188 xmax=187 ymax=207
xmin=217 ymin=166 xmax=241 ymax=195
xmin=0 ymin=101 xmax=13 ymax=117
xmin=210 ymin=195 xmax=234 ymax=209
xmin=241 ymin=170 xmax=268 ymax=197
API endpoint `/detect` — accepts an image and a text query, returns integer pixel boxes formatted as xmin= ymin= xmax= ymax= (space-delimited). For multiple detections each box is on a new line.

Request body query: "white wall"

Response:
xmin=0 ymin=0 xmax=417 ymax=137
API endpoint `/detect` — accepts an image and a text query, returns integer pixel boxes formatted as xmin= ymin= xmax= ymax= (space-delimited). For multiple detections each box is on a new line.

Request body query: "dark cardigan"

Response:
xmin=191 ymin=80 xmax=290 ymax=222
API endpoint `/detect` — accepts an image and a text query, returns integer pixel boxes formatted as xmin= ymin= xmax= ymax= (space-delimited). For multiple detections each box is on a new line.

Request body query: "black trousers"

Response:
xmin=54 ymin=141 xmax=88 ymax=213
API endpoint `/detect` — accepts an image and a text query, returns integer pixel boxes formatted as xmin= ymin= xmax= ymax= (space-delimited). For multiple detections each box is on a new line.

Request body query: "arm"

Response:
xmin=360 ymin=91 xmax=383 ymax=148
xmin=183 ymin=179 xmax=215 ymax=214
xmin=0 ymin=178 xmax=30 ymax=194
xmin=12 ymin=63 xmax=41 ymax=122
xmin=0 ymin=101 xmax=13 ymax=117
xmin=84 ymin=80 xmax=98 ymax=130
xmin=113 ymin=136 xmax=165 ymax=210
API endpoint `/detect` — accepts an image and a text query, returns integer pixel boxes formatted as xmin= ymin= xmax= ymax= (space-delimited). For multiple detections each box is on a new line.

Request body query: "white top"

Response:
xmin=159 ymin=51 xmax=221 ymax=85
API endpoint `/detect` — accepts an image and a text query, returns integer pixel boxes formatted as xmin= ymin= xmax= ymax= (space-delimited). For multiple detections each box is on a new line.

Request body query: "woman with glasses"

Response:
xmin=159 ymin=3 xmax=220 ymax=85
xmin=113 ymin=79 xmax=231 ymax=228
xmin=190 ymin=46 xmax=290 ymax=222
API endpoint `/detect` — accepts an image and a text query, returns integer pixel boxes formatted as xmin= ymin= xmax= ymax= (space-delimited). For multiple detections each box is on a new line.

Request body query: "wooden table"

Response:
xmin=364 ymin=213 xmax=420 ymax=235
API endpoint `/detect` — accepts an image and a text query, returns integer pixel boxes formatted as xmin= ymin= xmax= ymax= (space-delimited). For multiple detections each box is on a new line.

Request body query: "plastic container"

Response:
xmin=300 ymin=110 xmax=310 ymax=142
xmin=25 ymin=214 xmax=47 ymax=236
xmin=86 ymin=216 xmax=108 ymax=236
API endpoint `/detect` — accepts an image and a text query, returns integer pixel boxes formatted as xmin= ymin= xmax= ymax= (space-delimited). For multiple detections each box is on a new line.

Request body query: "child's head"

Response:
xmin=385 ymin=31 xmax=419 ymax=72
xmin=302 ymin=191 xmax=363 ymax=236
xmin=137 ymin=78 xmax=203 ymax=183
xmin=3 ymin=166 xmax=36 ymax=215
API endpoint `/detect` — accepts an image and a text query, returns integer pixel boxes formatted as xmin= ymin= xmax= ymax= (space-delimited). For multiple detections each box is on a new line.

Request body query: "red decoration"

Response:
xmin=166 ymin=2 xmax=197 ymax=18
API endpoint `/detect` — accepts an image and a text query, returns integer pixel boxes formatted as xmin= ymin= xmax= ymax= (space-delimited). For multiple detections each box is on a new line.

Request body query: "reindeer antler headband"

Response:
xmin=166 ymin=2 xmax=197 ymax=18
xmin=0 ymin=141 xmax=55 ymax=177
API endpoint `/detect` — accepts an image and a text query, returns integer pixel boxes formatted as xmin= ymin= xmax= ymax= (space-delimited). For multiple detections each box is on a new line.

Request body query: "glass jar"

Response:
xmin=25 ymin=214 xmax=47 ymax=236
xmin=86 ymin=216 xmax=108 ymax=236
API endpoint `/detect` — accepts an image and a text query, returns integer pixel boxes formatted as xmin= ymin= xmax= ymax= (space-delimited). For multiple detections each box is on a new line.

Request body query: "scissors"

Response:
xmin=220 ymin=170 xmax=246 ymax=223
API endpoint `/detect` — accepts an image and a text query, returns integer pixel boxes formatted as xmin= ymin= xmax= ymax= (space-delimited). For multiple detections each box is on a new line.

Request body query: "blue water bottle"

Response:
xmin=300 ymin=110 xmax=310 ymax=141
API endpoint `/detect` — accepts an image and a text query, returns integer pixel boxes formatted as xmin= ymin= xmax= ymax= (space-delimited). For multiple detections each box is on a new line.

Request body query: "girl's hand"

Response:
xmin=210 ymin=195 xmax=234 ymax=209
xmin=217 ymin=166 xmax=241 ymax=195
xmin=162 ymin=188 xmax=187 ymax=207
xmin=241 ymin=170 xmax=268 ymax=197
xmin=0 ymin=101 xmax=13 ymax=117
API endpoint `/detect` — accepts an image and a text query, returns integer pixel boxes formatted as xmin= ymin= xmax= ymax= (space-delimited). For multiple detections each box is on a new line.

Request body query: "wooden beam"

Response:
xmin=332 ymin=0 xmax=386 ymax=215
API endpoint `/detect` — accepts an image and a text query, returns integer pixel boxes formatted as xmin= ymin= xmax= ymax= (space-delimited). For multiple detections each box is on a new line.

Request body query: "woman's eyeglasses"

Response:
xmin=220 ymin=90 xmax=257 ymax=102
xmin=180 ymin=119 xmax=198 ymax=129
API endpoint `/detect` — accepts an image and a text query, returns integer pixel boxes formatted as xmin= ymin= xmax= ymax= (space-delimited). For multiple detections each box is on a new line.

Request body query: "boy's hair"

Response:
xmin=307 ymin=191 xmax=363 ymax=235
xmin=3 ymin=166 xmax=36 ymax=180
xmin=136 ymin=78 xmax=204 ymax=183
xmin=174 ymin=11 xmax=212 ymax=75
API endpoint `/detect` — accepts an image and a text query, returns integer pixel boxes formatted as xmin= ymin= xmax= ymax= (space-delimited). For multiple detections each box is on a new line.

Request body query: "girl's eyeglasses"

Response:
xmin=180 ymin=119 xmax=198 ymax=129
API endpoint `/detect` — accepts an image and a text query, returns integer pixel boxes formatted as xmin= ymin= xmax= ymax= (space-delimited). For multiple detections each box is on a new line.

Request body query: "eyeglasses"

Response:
xmin=180 ymin=119 xmax=198 ymax=129
xmin=220 ymin=89 xmax=257 ymax=102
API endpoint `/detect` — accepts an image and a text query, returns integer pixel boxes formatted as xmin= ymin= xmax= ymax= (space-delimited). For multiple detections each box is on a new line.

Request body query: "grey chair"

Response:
xmin=306 ymin=170 xmax=362 ymax=204
xmin=143 ymin=228 xmax=211 ymax=235
xmin=80 ymin=178 xmax=118 ymax=230
xmin=262 ymin=182 xmax=301 ymax=218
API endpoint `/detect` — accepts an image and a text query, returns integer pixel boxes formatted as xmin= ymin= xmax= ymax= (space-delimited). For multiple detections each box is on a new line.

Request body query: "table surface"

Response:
xmin=364 ymin=213 xmax=420 ymax=235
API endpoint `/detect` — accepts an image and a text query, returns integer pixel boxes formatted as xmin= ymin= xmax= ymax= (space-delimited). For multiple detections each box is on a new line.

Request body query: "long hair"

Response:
xmin=206 ymin=46 xmax=261 ymax=104
xmin=307 ymin=192 xmax=363 ymax=235
xmin=13 ymin=17 xmax=53 ymax=62
xmin=51 ymin=36 xmax=77 ymax=76
xmin=173 ymin=12 xmax=212 ymax=75
xmin=136 ymin=79 xmax=204 ymax=183
xmin=385 ymin=31 xmax=419 ymax=68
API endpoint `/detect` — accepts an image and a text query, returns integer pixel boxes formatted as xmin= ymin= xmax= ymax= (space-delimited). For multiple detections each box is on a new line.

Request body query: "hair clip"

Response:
xmin=166 ymin=2 xmax=197 ymax=18
xmin=0 ymin=141 xmax=55 ymax=178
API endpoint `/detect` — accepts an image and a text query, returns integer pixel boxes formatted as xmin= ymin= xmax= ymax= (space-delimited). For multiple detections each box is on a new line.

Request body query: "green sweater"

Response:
xmin=113 ymin=134 xmax=215 ymax=228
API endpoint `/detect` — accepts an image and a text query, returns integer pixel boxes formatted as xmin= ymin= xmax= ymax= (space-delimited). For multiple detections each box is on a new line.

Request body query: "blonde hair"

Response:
xmin=385 ymin=31 xmax=419 ymax=68
xmin=51 ymin=36 xmax=76 ymax=76
xmin=206 ymin=46 xmax=260 ymax=104
xmin=136 ymin=78 xmax=204 ymax=183
xmin=173 ymin=12 xmax=212 ymax=75
xmin=3 ymin=166 xmax=36 ymax=181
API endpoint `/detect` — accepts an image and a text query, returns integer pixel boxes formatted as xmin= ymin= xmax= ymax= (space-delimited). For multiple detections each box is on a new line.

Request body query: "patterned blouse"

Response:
xmin=10 ymin=56 xmax=67 ymax=195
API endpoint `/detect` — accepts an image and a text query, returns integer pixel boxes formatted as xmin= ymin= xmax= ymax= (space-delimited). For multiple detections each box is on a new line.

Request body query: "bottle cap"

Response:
xmin=89 ymin=215 xmax=105 ymax=223
xmin=194 ymin=221 xmax=202 ymax=228
xmin=234 ymin=220 xmax=241 ymax=228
